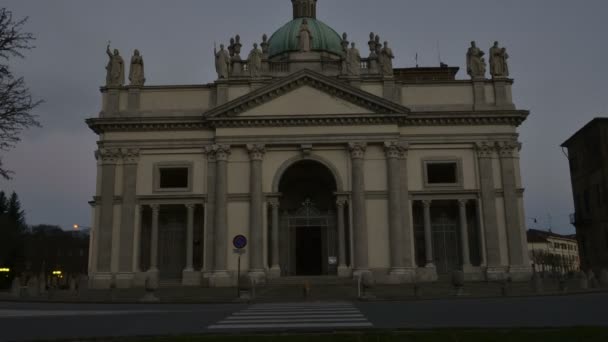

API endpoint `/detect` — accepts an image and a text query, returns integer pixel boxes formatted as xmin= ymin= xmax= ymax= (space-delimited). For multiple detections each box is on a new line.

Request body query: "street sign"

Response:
xmin=233 ymin=235 xmax=248 ymax=249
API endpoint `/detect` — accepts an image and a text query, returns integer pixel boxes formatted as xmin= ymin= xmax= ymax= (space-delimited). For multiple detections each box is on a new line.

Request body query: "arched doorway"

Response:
xmin=275 ymin=159 xmax=343 ymax=276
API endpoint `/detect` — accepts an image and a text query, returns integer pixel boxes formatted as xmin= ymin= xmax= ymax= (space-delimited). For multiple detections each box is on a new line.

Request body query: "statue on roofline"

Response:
xmin=129 ymin=49 xmax=145 ymax=86
xmin=489 ymin=41 xmax=509 ymax=78
xmin=105 ymin=43 xmax=124 ymax=87
xmin=215 ymin=44 xmax=230 ymax=79
xmin=466 ymin=41 xmax=486 ymax=79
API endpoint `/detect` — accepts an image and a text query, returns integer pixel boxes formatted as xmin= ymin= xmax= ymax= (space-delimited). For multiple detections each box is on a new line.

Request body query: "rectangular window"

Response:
xmin=159 ymin=167 xmax=189 ymax=189
xmin=425 ymin=161 xmax=458 ymax=185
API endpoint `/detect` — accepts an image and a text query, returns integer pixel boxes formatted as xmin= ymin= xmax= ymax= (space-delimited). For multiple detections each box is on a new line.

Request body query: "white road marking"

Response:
xmin=207 ymin=302 xmax=372 ymax=330
xmin=0 ymin=310 xmax=168 ymax=318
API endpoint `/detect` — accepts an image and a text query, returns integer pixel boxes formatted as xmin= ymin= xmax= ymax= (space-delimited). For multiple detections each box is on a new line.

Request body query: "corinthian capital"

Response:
xmin=475 ymin=141 xmax=495 ymax=159
xmin=247 ymin=144 xmax=266 ymax=161
xmin=215 ymin=144 xmax=231 ymax=161
xmin=121 ymin=148 xmax=140 ymax=164
xmin=96 ymin=148 xmax=121 ymax=164
xmin=348 ymin=142 xmax=367 ymax=159
xmin=204 ymin=145 xmax=218 ymax=162
xmin=384 ymin=141 xmax=408 ymax=159
xmin=496 ymin=141 xmax=521 ymax=158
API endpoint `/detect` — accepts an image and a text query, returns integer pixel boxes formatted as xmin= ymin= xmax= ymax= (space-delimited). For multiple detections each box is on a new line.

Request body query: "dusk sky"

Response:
xmin=1 ymin=0 xmax=606 ymax=234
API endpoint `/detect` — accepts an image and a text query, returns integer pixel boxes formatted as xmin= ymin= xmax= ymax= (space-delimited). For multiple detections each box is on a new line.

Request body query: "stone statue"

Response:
xmin=248 ymin=43 xmax=263 ymax=78
xmin=466 ymin=41 xmax=486 ymax=79
xmin=214 ymin=44 xmax=230 ymax=79
xmin=260 ymin=33 xmax=269 ymax=56
xmin=228 ymin=37 xmax=236 ymax=58
xmin=368 ymin=32 xmax=377 ymax=57
xmin=374 ymin=35 xmax=382 ymax=56
xmin=379 ymin=41 xmax=394 ymax=76
xmin=489 ymin=41 xmax=509 ymax=78
xmin=297 ymin=19 xmax=313 ymax=52
xmin=105 ymin=44 xmax=125 ymax=86
xmin=346 ymin=42 xmax=361 ymax=76
xmin=233 ymin=34 xmax=242 ymax=61
xmin=341 ymin=32 xmax=349 ymax=53
xmin=129 ymin=49 xmax=145 ymax=86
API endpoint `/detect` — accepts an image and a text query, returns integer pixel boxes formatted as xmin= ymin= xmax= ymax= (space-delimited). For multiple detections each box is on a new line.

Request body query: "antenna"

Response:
xmin=437 ymin=40 xmax=442 ymax=65
xmin=415 ymin=53 xmax=419 ymax=68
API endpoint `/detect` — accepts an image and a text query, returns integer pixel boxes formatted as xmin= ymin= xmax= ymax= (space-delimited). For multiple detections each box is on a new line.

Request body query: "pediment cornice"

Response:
xmin=203 ymin=69 xmax=411 ymax=118
xmin=86 ymin=110 xmax=528 ymax=133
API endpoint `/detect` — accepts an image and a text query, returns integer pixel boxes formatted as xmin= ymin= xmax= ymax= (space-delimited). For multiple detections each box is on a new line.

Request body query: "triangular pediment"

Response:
xmin=204 ymin=69 xmax=410 ymax=118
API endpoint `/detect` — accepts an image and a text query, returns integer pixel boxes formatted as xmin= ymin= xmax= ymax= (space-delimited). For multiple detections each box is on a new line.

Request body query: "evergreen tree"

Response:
xmin=0 ymin=191 xmax=26 ymax=270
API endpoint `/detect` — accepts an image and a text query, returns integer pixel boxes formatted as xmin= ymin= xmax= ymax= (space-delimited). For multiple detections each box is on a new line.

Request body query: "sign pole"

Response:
xmin=232 ymin=234 xmax=248 ymax=299
xmin=237 ymin=253 xmax=241 ymax=297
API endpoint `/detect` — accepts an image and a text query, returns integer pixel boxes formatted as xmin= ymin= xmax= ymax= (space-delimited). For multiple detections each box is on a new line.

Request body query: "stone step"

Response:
xmin=266 ymin=276 xmax=354 ymax=286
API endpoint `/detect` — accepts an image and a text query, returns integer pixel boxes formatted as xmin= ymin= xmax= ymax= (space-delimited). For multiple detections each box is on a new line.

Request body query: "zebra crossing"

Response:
xmin=207 ymin=302 xmax=373 ymax=330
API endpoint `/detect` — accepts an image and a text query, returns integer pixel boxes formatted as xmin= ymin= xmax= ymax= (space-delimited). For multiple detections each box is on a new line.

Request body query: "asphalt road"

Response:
xmin=0 ymin=293 xmax=607 ymax=341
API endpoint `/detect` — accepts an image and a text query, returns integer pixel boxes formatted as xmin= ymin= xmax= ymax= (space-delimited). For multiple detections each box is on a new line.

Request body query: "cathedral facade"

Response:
xmin=87 ymin=0 xmax=531 ymax=288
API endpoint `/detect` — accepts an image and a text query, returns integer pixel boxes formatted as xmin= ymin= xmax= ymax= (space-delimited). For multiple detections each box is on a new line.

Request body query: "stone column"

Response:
xmin=183 ymin=204 xmax=200 ymax=285
xmin=348 ymin=142 xmax=369 ymax=275
xmin=204 ymin=146 xmax=217 ymax=275
xmin=476 ymin=142 xmax=504 ymax=280
xmin=268 ymin=197 xmax=281 ymax=278
xmin=247 ymin=144 xmax=266 ymax=282
xmin=497 ymin=141 xmax=530 ymax=279
xmin=384 ymin=142 xmax=407 ymax=279
xmin=336 ymin=197 xmax=349 ymax=277
xmin=132 ymin=204 xmax=143 ymax=276
xmin=210 ymin=145 xmax=231 ymax=287
xmin=148 ymin=204 xmax=160 ymax=286
xmin=399 ymin=144 xmax=416 ymax=271
xmin=459 ymin=199 xmax=473 ymax=270
xmin=94 ymin=148 xmax=120 ymax=288
xmin=422 ymin=200 xmax=435 ymax=267
xmin=117 ymin=149 xmax=139 ymax=288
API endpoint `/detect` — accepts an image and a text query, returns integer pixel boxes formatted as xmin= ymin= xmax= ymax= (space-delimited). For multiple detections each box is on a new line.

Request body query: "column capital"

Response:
xmin=267 ymin=197 xmax=280 ymax=208
xmin=475 ymin=141 xmax=495 ymax=159
xmin=150 ymin=204 xmax=160 ymax=212
xmin=458 ymin=199 xmax=469 ymax=207
xmin=348 ymin=142 xmax=367 ymax=159
xmin=96 ymin=148 xmax=121 ymax=165
xmin=247 ymin=144 xmax=266 ymax=161
xmin=422 ymin=199 xmax=432 ymax=208
xmin=204 ymin=145 xmax=218 ymax=162
xmin=496 ymin=141 xmax=521 ymax=159
xmin=215 ymin=144 xmax=231 ymax=161
xmin=185 ymin=203 xmax=196 ymax=210
xmin=121 ymin=148 xmax=140 ymax=164
xmin=383 ymin=141 xmax=405 ymax=159
xmin=336 ymin=198 xmax=348 ymax=208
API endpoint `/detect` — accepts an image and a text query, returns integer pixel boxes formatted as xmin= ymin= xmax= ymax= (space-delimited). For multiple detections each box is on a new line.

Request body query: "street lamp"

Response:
xmin=72 ymin=224 xmax=91 ymax=231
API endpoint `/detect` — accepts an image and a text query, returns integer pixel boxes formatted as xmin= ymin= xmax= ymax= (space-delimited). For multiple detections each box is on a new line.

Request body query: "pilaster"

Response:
xmin=475 ymin=141 xmax=505 ymax=280
xmin=127 ymin=87 xmax=141 ymax=111
xmin=203 ymin=145 xmax=217 ymax=275
xmin=348 ymin=142 xmax=370 ymax=276
xmin=118 ymin=149 xmax=139 ymax=277
xmin=247 ymin=144 xmax=266 ymax=283
xmin=210 ymin=144 xmax=232 ymax=287
xmin=497 ymin=141 xmax=531 ymax=279
xmin=95 ymin=148 xmax=120 ymax=275
xmin=384 ymin=142 xmax=410 ymax=283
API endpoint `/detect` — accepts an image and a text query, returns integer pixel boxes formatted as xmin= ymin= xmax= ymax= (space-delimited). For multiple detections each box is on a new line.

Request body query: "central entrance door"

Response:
xmin=295 ymin=227 xmax=323 ymax=275
xmin=158 ymin=205 xmax=186 ymax=280
xmin=276 ymin=160 xmax=342 ymax=277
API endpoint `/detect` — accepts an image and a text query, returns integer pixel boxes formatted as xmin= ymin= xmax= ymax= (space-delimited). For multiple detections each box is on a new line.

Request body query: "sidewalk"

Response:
xmin=0 ymin=278 xmax=604 ymax=304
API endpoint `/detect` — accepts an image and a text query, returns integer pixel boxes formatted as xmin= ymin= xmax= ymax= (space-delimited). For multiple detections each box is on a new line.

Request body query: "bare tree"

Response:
xmin=0 ymin=8 xmax=42 ymax=179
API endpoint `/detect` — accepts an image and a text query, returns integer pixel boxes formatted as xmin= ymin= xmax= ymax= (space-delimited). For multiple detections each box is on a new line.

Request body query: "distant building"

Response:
xmin=562 ymin=118 xmax=608 ymax=273
xmin=527 ymin=229 xmax=579 ymax=274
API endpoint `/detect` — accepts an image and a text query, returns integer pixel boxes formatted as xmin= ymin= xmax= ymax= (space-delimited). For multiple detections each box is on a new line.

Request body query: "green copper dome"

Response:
xmin=268 ymin=18 xmax=343 ymax=57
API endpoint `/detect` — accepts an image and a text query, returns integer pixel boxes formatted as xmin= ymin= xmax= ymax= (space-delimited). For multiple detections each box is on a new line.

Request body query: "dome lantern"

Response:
xmin=292 ymin=0 xmax=317 ymax=19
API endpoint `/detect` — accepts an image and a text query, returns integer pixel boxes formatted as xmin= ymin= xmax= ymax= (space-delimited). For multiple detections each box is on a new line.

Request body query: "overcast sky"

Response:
xmin=1 ymin=0 xmax=607 ymax=234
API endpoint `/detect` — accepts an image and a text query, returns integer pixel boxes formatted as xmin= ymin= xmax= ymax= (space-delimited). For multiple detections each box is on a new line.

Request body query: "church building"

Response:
xmin=87 ymin=0 xmax=531 ymax=288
